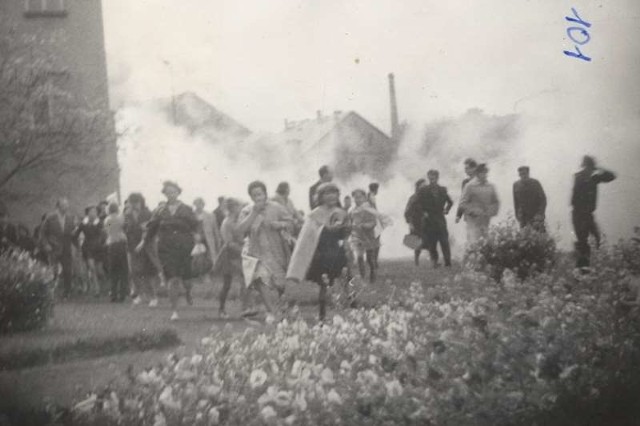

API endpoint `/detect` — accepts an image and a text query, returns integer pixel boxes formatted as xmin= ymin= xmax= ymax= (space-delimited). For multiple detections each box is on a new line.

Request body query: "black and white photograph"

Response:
xmin=1 ymin=0 xmax=640 ymax=424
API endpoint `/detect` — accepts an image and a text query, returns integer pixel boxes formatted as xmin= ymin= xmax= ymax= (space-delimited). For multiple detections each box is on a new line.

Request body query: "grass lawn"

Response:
xmin=0 ymin=258 xmax=456 ymax=411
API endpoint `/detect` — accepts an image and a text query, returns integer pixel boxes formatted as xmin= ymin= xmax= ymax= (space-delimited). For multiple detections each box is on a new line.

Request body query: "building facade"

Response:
xmin=0 ymin=0 xmax=118 ymax=226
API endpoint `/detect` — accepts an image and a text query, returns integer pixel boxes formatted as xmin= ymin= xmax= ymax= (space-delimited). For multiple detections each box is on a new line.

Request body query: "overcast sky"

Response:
xmin=103 ymin=0 xmax=640 ymax=249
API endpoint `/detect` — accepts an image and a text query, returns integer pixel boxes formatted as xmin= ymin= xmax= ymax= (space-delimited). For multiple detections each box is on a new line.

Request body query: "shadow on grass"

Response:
xmin=0 ymin=329 xmax=180 ymax=371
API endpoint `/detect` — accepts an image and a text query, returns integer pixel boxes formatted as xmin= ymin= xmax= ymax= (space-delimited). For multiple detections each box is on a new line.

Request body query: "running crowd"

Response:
xmin=0 ymin=155 xmax=615 ymax=321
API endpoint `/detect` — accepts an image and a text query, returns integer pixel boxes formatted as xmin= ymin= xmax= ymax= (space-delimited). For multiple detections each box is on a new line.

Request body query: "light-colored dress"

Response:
xmin=239 ymin=201 xmax=293 ymax=289
xmin=349 ymin=204 xmax=380 ymax=257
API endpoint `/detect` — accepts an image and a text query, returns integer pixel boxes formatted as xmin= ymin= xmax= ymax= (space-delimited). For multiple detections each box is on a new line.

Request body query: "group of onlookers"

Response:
xmin=404 ymin=155 xmax=615 ymax=271
xmin=0 ymin=154 xmax=617 ymax=322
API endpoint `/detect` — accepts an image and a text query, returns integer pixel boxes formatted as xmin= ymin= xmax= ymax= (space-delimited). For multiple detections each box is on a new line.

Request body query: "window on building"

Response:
xmin=24 ymin=0 xmax=67 ymax=17
xmin=30 ymin=72 xmax=69 ymax=129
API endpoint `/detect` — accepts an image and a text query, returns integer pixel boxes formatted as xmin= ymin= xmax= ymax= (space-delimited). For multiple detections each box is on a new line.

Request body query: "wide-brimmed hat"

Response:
xmin=162 ymin=180 xmax=182 ymax=195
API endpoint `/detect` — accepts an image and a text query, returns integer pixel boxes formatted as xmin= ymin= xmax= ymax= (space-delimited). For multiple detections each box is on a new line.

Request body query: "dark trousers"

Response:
xmin=572 ymin=209 xmax=600 ymax=268
xmin=424 ymin=219 xmax=451 ymax=266
xmin=108 ymin=241 xmax=129 ymax=301
xmin=49 ymin=248 xmax=72 ymax=297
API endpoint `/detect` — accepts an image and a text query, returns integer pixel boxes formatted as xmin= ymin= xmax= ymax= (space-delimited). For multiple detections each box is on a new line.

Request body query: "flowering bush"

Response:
xmin=466 ymin=220 xmax=557 ymax=281
xmin=71 ymin=240 xmax=640 ymax=426
xmin=0 ymin=250 xmax=55 ymax=334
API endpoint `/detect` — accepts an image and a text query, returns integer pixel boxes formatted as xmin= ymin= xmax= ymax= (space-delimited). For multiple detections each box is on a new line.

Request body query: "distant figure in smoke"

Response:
xmin=237 ymin=181 xmax=293 ymax=317
xmin=571 ymin=155 xmax=616 ymax=269
xmin=309 ymin=165 xmax=334 ymax=210
xmin=73 ymin=205 xmax=105 ymax=296
xmin=404 ymin=178 xmax=427 ymax=265
xmin=272 ymin=182 xmax=304 ymax=236
xmin=287 ymin=183 xmax=350 ymax=321
xmin=417 ymin=170 xmax=453 ymax=268
xmin=367 ymin=182 xmax=379 ymax=209
xmin=216 ymin=198 xmax=248 ymax=318
xmin=40 ymin=197 xmax=76 ymax=298
xmin=193 ymin=197 xmax=223 ymax=281
xmin=350 ymin=189 xmax=380 ymax=282
xmin=140 ymin=181 xmax=198 ymax=321
xmin=367 ymin=182 xmax=382 ymax=268
xmin=124 ymin=193 xmax=157 ymax=307
xmin=459 ymin=164 xmax=500 ymax=245
xmin=104 ymin=202 xmax=129 ymax=303
xmin=213 ymin=196 xmax=226 ymax=229
xmin=513 ymin=166 xmax=547 ymax=231
xmin=455 ymin=158 xmax=478 ymax=224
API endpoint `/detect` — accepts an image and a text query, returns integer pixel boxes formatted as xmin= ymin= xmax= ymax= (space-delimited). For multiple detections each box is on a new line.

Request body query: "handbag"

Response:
xmin=403 ymin=234 xmax=422 ymax=250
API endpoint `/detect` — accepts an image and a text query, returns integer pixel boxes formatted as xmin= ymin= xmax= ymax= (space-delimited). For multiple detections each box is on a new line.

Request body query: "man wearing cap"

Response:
xmin=459 ymin=163 xmax=500 ymax=244
xmin=513 ymin=166 xmax=547 ymax=231
xmin=416 ymin=170 xmax=454 ymax=268
xmin=571 ymin=155 xmax=616 ymax=269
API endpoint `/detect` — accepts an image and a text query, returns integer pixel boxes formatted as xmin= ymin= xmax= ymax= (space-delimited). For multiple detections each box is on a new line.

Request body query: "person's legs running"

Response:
xmin=219 ymin=273 xmax=233 ymax=314
xmin=366 ymin=249 xmax=376 ymax=283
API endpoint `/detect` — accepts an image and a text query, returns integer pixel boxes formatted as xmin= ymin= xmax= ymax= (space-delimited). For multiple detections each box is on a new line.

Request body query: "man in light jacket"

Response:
xmin=459 ymin=163 xmax=500 ymax=245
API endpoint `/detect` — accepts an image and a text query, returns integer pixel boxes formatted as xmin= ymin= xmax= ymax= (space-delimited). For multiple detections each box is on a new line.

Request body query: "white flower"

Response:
xmin=72 ymin=393 xmax=97 ymax=413
xmin=258 ymin=386 xmax=279 ymax=406
xmin=270 ymin=360 xmax=280 ymax=374
xmin=285 ymin=335 xmax=300 ymax=351
xmin=333 ymin=314 xmax=345 ymax=326
xmin=405 ymin=341 xmax=416 ymax=357
xmin=321 ymin=368 xmax=335 ymax=385
xmin=291 ymin=360 xmax=302 ymax=377
xmin=191 ymin=354 xmax=203 ymax=366
xmin=275 ymin=390 xmax=293 ymax=407
xmin=327 ymin=389 xmax=342 ymax=405
xmin=250 ymin=369 xmax=268 ymax=388
xmin=340 ymin=360 xmax=352 ymax=371
xmin=159 ymin=386 xmax=181 ymax=411
xmin=385 ymin=379 xmax=403 ymax=397
xmin=369 ymin=354 xmax=378 ymax=365
xmin=208 ymin=407 xmax=220 ymax=425
xmin=265 ymin=314 xmax=276 ymax=325
xmin=294 ymin=391 xmax=308 ymax=412
xmin=261 ymin=405 xmax=277 ymax=421
xmin=153 ymin=412 xmax=167 ymax=426
xmin=285 ymin=414 xmax=297 ymax=425
xmin=203 ymin=384 xmax=222 ymax=398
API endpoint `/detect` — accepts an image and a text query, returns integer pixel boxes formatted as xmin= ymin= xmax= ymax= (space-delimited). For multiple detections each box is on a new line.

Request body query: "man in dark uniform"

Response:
xmin=513 ymin=166 xmax=547 ymax=231
xmin=571 ymin=155 xmax=616 ymax=269
xmin=404 ymin=178 xmax=427 ymax=266
xmin=417 ymin=170 xmax=454 ymax=268
xmin=455 ymin=158 xmax=477 ymax=224
xmin=309 ymin=165 xmax=334 ymax=210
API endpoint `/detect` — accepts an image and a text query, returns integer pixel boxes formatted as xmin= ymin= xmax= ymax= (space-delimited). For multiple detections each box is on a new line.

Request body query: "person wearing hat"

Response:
xmin=513 ymin=166 xmax=547 ymax=231
xmin=571 ymin=155 xmax=616 ymax=269
xmin=138 ymin=181 xmax=199 ymax=320
xmin=459 ymin=163 xmax=500 ymax=245
xmin=416 ymin=170 xmax=454 ymax=268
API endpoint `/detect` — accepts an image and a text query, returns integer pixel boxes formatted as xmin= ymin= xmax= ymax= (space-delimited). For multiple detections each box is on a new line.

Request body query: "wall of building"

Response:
xmin=0 ymin=0 xmax=119 ymax=227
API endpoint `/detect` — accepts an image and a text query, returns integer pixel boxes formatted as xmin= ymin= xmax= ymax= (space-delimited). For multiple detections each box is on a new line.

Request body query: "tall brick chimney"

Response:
xmin=388 ymin=73 xmax=400 ymax=142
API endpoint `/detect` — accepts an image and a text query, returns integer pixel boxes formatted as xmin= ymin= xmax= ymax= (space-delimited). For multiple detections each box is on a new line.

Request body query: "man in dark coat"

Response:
xmin=571 ymin=155 xmax=616 ymax=269
xmin=417 ymin=170 xmax=454 ymax=268
xmin=513 ymin=166 xmax=547 ymax=231
xmin=40 ymin=197 xmax=76 ymax=297
xmin=404 ymin=178 xmax=427 ymax=265
xmin=455 ymin=158 xmax=477 ymax=224
xmin=309 ymin=165 xmax=334 ymax=210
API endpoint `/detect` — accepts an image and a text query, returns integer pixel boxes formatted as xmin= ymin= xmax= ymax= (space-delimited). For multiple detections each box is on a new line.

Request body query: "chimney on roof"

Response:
xmin=316 ymin=110 xmax=323 ymax=123
xmin=388 ymin=73 xmax=400 ymax=142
